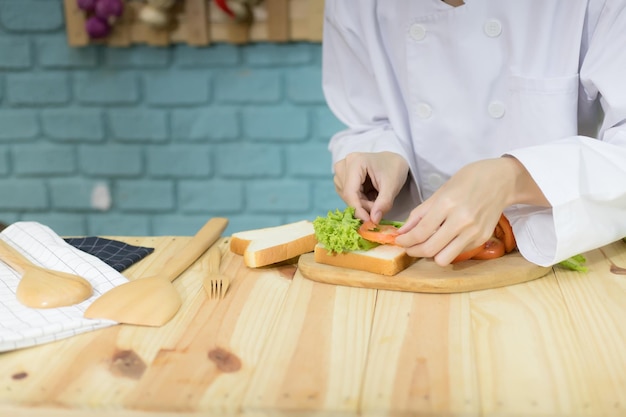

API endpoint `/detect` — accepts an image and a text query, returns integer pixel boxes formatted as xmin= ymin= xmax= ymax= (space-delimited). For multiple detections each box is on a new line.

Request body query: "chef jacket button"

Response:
xmin=484 ymin=19 xmax=502 ymax=37
xmin=409 ymin=23 xmax=427 ymax=41
xmin=488 ymin=101 xmax=506 ymax=119
xmin=416 ymin=102 xmax=432 ymax=119
xmin=427 ymin=173 xmax=444 ymax=189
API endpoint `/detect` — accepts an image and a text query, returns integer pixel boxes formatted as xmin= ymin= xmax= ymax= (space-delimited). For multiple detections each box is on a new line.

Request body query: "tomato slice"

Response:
xmin=453 ymin=214 xmax=516 ymax=263
xmin=471 ymin=237 xmax=506 ymax=260
xmin=494 ymin=214 xmax=516 ymax=253
xmin=358 ymin=221 xmax=400 ymax=245
xmin=452 ymin=245 xmax=484 ymax=264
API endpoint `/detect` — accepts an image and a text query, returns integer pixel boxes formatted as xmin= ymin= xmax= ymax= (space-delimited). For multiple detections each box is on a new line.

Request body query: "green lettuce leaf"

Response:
xmin=557 ymin=254 xmax=588 ymax=272
xmin=313 ymin=207 xmax=379 ymax=254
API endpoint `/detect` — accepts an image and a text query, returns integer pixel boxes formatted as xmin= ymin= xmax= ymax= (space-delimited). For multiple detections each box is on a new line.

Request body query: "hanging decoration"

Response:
xmin=138 ymin=0 xmax=179 ymax=28
xmin=77 ymin=0 xmax=124 ymax=39
xmin=214 ymin=0 xmax=263 ymax=23
xmin=63 ymin=0 xmax=324 ymax=46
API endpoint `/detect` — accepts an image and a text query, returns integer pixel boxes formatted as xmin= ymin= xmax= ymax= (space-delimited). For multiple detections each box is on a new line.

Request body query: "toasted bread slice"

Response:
xmin=230 ymin=220 xmax=316 ymax=268
xmin=314 ymin=243 xmax=416 ymax=276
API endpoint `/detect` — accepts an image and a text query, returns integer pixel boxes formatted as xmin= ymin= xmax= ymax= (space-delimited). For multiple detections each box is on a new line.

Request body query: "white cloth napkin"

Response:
xmin=0 ymin=222 xmax=128 ymax=352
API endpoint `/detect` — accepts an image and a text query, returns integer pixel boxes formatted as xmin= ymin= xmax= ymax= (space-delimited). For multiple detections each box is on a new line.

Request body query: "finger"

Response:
xmin=399 ymin=216 xmax=460 ymax=261
xmin=397 ymin=207 xmax=448 ymax=250
xmin=395 ymin=197 xmax=433 ymax=240
xmin=413 ymin=217 xmax=492 ymax=265
xmin=370 ymin=172 xmax=408 ymax=224
xmin=333 ymin=174 xmax=343 ymax=193
xmin=369 ymin=186 xmax=395 ymax=224
xmin=432 ymin=234 xmax=473 ymax=266
xmin=334 ymin=159 xmax=364 ymax=208
xmin=335 ymin=179 xmax=372 ymax=221
xmin=342 ymin=167 xmax=367 ymax=202
xmin=333 ymin=159 xmax=346 ymax=190
xmin=353 ymin=203 xmax=372 ymax=222
xmin=431 ymin=222 xmax=494 ymax=266
xmin=397 ymin=200 xmax=431 ymax=234
xmin=341 ymin=168 xmax=375 ymax=216
xmin=369 ymin=207 xmax=383 ymax=224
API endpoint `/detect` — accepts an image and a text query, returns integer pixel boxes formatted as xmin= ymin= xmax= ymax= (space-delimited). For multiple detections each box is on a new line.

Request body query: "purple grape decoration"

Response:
xmin=85 ymin=16 xmax=111 ymax=39
xmin=95 ymin=0 xmax=124 ymax=19
xmin=78 ymin=0 xmax=125 ymax=39
xmin=77 ymin=0 xmax=97 ymax=12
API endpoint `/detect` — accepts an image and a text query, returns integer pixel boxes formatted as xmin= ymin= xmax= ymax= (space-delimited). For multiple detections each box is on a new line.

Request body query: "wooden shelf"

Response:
xmin=63 ymin=0 xmax=323 ymax=47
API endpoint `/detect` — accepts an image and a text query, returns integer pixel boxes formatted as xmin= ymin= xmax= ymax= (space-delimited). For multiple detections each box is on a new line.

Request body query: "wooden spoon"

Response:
xmin=84 ymin=217 xmax=228 ymax=326
xmin=0 ymin=239 xmax=93 ymax=309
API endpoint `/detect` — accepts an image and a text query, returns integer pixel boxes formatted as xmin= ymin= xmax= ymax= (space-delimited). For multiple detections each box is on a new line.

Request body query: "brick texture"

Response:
xmin=7 ymin=73 xmax=69 ymax=105
xmin=214 ymin=69 xmax=281 ymax=104
xmin=115 ymin=180 xmax=175 ymax=212
xmin=145 ymin=72 xmax=210 ymax=106
xmin=0 ymin=1 xmax=346 ymax=236
xmin=242 ymin=106 xmax=309 ymax=141
xmin=0 ymin=110 xmax=39 ymax=141
xmin=50 ymin=179 xmax=102 ymax=210
xmin=0 ymin=149 xmax=9 ymax=176
xmin=108 ymin=109 xmax=168 ymax=142
xmin=104 ymin=46 xmax=171 ymax=68
xmin=78 ymin=145 xmax=143 ymax=177
xmin=75 ymin=73 xmax=139 ymax=105
xmin=172 ymin=108 xmax=239 ymax=141
xmin=0 ymin=36 xmax=31 ymax=69
xmin=42 ymin=109 xmax=104 ymax=142
xmin=0 ymin=1 xmax=64 ymax=32
xmin=0 ymin=180 xmax=48 ymax=210
xmin=37 ymin=35 xmax=98 ymax=69
xmin=147 ymin=145 xmax=211 ymax=178
xmin=13 ymin=145 xmax=76 ymax=176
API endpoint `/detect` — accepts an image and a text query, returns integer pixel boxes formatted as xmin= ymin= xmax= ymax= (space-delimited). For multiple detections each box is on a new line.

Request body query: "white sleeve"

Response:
xmin=506 ymin=0 xmax=626 ymax=266
xmin=321 ymin=1 xmax=412 ymax=167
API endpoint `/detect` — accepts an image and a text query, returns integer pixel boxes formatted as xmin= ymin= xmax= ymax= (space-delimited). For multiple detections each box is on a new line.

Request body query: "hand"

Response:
xmin=333 ymin=152 xmax=409 ymax=223
xmin=395 ymin=157 xmax=549 ymax=266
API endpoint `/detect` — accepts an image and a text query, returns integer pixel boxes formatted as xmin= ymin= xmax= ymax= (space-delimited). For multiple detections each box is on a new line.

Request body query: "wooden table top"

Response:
xmin=1 ymin=235 xmax=626 ymax=417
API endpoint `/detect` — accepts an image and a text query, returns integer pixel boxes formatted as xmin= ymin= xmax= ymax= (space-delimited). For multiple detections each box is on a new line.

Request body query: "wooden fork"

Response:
xmin=203 ymin=240 xmax=230 ymax=300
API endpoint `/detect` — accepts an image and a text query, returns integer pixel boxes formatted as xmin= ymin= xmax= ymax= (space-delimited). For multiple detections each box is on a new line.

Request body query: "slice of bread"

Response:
xmin=314 ymin=243 xmax=416 ymax=276
xmin=230 ymin=220 xmax=317 ymax=268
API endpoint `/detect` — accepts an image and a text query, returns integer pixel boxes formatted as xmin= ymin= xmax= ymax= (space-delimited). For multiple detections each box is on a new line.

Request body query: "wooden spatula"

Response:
xmin=0 ymin=239 xmax=93 ymax=309
xmin=84 ymin=217 xmax=228 ymax=326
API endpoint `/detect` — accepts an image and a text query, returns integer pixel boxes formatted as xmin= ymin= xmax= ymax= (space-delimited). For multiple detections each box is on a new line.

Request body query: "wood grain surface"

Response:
xmin=299 ymin=250 xmax=551 ymax=293
xmin=1 ymin=237 xmax=626 ymax=416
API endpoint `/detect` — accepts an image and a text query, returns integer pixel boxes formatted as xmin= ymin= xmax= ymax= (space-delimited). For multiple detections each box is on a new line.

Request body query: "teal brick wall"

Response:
xmin=0 ymin=0 xmax=346 ymax=236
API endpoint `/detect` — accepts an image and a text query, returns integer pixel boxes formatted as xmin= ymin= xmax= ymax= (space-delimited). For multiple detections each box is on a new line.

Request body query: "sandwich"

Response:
xmin=312 ymin=207 xmax=519 ymax=276
xmin=312 ymin=207 xmax=416 ymax=276
xmin=229 ymin=207 xmax=520 ymax=274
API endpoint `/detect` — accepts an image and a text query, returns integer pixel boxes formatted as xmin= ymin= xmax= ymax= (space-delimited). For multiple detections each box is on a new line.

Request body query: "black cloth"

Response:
xmin=64 ymin=237 xmax=154 ymax=272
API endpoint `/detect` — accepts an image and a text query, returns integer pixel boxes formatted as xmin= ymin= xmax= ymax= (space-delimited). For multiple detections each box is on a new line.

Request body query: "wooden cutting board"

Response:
xmin=298 ymin=251 xmax=552 ymax=293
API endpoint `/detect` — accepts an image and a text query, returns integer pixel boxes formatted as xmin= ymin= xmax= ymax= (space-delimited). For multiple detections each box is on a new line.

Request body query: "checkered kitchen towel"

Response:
xmin=64 ymin=237 xmax=154 ymax=272
xmin=0 ymin=222 xmax=154 ymax=352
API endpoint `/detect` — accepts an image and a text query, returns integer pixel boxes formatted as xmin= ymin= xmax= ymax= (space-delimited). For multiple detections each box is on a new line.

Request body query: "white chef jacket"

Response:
xmin=322 ymin=0 xmax=626 ymax=267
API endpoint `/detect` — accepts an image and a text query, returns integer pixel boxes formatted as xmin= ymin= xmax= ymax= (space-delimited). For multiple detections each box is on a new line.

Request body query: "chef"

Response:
xmin=323 ymin=0 xmax=626 ymax=267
